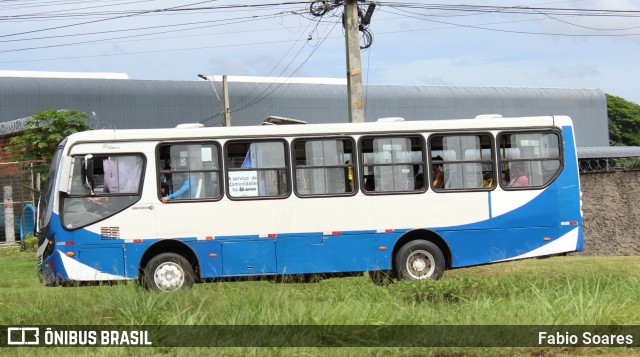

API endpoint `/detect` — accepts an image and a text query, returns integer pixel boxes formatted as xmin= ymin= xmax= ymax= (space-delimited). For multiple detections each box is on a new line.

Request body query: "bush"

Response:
xmin=21 ymin=235 xmax=38 ymax=252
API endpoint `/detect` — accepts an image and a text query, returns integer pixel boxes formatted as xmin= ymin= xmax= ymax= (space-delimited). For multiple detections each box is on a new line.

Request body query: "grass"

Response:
xmin=0 ymin=247 xmax=638 ymax=356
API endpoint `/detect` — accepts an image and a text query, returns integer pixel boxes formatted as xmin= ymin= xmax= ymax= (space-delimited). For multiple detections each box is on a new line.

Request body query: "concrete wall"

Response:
xmin=580 ymin=171 xmax=640 ymax=255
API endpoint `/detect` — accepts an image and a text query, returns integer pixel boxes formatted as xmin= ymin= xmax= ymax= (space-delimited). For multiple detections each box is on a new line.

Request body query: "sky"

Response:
xmin=1 ymin=0 xmax=639 ymax=104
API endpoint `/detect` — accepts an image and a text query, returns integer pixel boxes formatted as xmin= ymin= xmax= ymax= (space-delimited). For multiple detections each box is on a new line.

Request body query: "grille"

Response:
xmin=100 ymin=227 xmax=120 ymax=239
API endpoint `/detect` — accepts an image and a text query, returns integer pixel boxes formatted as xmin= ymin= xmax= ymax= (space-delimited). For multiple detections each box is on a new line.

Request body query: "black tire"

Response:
xmin=395 ymin=240 xmax=445 ymax=281
xmin=143 ymin=253 xmax=194 ymax=292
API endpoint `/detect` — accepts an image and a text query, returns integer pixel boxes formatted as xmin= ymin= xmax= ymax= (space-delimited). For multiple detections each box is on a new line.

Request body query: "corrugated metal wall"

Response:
xmin=0 ymin=77 xmax=608 ymax=147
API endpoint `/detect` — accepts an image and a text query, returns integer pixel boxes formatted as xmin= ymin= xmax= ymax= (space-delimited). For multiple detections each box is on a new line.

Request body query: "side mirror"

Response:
xmin=83 ymin=154 xmax=95 ymax=195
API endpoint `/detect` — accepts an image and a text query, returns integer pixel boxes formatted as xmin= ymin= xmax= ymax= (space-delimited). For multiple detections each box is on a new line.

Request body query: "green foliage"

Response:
xmin=7 ymin=109 xmax=92 ymax=163
xmin=0 ymin=251 xmax=638 ymax=356
xmin=396 ymin=275 xmax=514 ymax=303
xmin=20 ymin=235 xmax=38 ymax=252
xmin=606 ymin=94 xmax=640 ymax=146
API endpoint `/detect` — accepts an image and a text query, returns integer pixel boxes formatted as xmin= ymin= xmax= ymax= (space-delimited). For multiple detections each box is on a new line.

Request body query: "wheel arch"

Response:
xmin=392 ymin=229 xmax=452 ymax=272
xmin=139 ymin=239 xmax=201 ymax=281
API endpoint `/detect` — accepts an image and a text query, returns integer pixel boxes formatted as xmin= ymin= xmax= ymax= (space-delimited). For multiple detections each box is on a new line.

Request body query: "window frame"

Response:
xmin=61 ymin=152 xmax=146 ymax=230
xmin=427 ymin=132 xmax=496 ymax=193
xmin=291 ymin=136 xmax=358 ymax=198
xmin=358 ymin=134 xmax=427 ymax=195
xmin=224 ymin=138 xmax=291 ymax=201
xmin=156 ymin=141 xmax=224 ymax=202
xmin=497 ymin=129 xmax=564 ymax=190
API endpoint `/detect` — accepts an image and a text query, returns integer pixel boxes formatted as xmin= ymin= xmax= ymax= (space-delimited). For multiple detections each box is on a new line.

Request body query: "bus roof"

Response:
xmin=67 ymin=115 xmax=566 ymax=143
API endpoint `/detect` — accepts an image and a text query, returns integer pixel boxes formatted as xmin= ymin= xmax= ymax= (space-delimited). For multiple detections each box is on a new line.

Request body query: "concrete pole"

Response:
xmin=223 ymin=75 xmax=231 ymax=127
xmin=344 ymin=0 xmax=365 ymax=123
xmin=3 ymin=186 xmax=15 ymax=243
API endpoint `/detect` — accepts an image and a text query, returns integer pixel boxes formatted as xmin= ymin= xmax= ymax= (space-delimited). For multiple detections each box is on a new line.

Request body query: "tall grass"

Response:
xmin=1 ymin=248 xmax=638 ymax=356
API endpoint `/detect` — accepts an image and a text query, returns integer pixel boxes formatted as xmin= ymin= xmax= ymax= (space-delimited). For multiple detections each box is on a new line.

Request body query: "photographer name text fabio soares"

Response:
xmin=538 ymin=331 xmax=634 ymax=346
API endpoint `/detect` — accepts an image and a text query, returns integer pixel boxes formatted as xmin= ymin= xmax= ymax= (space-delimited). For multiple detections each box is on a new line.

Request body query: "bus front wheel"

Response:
xmin=143 ymin=253 xmax=194 ymax=292
xmin=395 ymin=240 xmax=445 ymax=281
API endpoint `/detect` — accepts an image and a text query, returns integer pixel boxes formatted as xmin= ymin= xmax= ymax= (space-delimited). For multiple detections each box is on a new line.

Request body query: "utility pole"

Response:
xmin=222 ymin=75 xmax=231 ymax=127
xmin=197 ymin=74 xmax=231 ymax=127
xmin=344 ymin=0 xmax=365 ymax=123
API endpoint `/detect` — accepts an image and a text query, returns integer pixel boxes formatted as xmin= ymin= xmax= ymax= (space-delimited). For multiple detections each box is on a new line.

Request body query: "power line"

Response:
xmin=0 ymin=0 xmax=220 ymax=38
xmin=382 ymin=7 xmax=640 ymax=37
xmin=0 ymin=12 xmax=301 ymax=53
xmin=224 ymin=21 xmax=342 ymax=123
xmin=0 ymin=37 xmax=316 ymax=64
xmin=382 ymin=3 xmax=640 ymax=17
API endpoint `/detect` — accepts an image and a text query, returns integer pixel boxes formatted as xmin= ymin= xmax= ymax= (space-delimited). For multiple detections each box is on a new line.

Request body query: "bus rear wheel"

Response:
xmin=395 ymin=240 xmax=445 ymax=281
xmin=143 ymin=253 xmax=194 ymax=292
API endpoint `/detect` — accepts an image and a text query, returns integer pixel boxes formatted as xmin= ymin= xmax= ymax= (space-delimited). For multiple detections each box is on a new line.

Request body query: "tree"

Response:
xmin=7 ymin=109 xmax=92 ymax=163
xmin=606 ymin=94 xmax=640 ymax=146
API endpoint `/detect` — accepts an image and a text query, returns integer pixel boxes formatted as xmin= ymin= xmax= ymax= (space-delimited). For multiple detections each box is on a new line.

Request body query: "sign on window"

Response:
xmin=228 ymin=171 xmax=258 ymax=197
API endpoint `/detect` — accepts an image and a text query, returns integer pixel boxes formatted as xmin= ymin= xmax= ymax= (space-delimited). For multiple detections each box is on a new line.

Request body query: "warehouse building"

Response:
xmin=1 ymin=73 xmax=609 ymax=148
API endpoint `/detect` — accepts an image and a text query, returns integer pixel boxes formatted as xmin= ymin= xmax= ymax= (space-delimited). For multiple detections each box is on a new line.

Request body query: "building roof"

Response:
xmin=0 ymin=70 xmax=129 ymax=80
xmin=0 ymin=76 xmax=608 ymax=147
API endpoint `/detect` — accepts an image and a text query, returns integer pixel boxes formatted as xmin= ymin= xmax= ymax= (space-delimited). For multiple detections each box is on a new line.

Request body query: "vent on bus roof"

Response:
xmin=101 ymin=227 xmax=120 ymax=239
xmin=175 ymin=123 xmax=204 ymax=129
xmin=376 ymin=117 xmax=405 ymax=122
xmin=475 ymin=114 xmax=503 ymax=119
xmin=261 ymin=116 xmax=307 ymax=125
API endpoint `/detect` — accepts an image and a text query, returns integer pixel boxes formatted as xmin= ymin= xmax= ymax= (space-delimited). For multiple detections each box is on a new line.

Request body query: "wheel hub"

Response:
xmin=154 ymin=262 xmax=185 ymax=291
xmin=406 ymin=249 xmax=435 ymax=279
xmin=412 ymin=258 xmax=427 ymax=272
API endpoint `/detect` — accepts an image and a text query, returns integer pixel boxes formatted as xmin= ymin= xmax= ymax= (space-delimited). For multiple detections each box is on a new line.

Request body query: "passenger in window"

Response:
xmin=509 ymin=163 xmax=529 ymax=187
xmin=414 ymin=173 xmax=424 ymax=190
xmin=432 ymin=156 xmax=444 ymax=189
xmin=345 ymin=160 xmax=354 ymax=192
xmin=160 ymin=160 xmax=173 ymax=196
xmin=502 ymin=168 xmax=510 ymax=183
xmin=364 ymin=176 xmax=375 ymax=192
xmin=161 ymin=174 xmax=196 ymax=202
xmin=483 ymin=172 xmax=493 ymax=188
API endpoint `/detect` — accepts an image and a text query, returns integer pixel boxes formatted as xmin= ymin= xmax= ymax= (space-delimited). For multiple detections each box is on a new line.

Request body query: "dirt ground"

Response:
xmin=579 ymin=171 xmax=640 ymax=255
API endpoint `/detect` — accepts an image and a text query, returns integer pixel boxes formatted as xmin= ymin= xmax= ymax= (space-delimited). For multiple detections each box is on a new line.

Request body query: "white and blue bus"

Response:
xmin=36 ymin=115 xmax=583 ymax=291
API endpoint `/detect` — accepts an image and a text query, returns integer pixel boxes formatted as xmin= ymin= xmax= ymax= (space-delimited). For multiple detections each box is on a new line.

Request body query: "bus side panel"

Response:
xmin=78 ymin=246 xmax=125 ymax=278
xmin=444 ymin=185 xmax=572 ymax=267
xmin=221 ymin=239 xmax=277 ymax=275
xmin=184 ymin=240 xmax=222 ymax=279
xmin=275 ymin=232 xmax=382 ymax=274
xmin=443 ymin=227 xmax=559 ymax=267
xmin=489 ymin=185 xmax=559 ymax=230
xmin=71 ymin=228 xmax=127 ymax=278
xmin=275 ymin=234 xmax=327 ymax=275
xmin=38 ymin=214 xmax=132 ymax=282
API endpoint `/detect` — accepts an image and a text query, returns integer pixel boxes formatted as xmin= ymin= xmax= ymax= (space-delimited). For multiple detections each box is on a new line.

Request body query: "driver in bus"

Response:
xmin=161 ymin=173 xmax=196 ymax=202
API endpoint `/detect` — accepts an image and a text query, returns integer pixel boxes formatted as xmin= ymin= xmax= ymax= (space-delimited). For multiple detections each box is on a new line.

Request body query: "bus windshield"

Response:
xmin=38 ymin=141 xmax=65 ymax=232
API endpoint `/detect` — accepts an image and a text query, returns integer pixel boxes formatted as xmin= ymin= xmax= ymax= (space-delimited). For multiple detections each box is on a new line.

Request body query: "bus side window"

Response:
xmin=62 ymin=154 xmax=144 ymax=229
xmin=429 ymin=134 xmax=493 ymax=190
xmin=499 ymin=132 xmax=562 ymax=189
xmin=226 ymin=140 xmax=289 ymax=199
xmin=360 ymin=135 xmax=425 ymax=193
xmin=293 ymin=138 xmax=356 ymax=196
xmin=157 ymin=143 xmax=222 ymax=201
